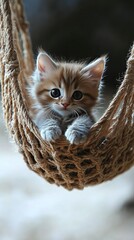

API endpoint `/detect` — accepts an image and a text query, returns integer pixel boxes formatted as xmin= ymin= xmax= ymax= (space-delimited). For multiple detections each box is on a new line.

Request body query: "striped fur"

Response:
xmin=28 ymin=52 xmax=106 ymax=144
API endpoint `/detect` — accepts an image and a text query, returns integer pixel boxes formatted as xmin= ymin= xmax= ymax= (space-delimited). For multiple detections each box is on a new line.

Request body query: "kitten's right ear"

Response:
xmin=37 ymin=52 xmax=57 ymax=76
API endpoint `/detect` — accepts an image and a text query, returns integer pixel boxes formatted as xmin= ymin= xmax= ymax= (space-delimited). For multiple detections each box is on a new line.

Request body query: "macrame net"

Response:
xmin=0 ymin=0 xmax=134 ymax=190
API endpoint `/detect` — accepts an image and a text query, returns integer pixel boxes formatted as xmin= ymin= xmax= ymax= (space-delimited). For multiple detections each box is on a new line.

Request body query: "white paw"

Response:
xmin=40 ymin=126 xmax=62 ymax=142
xmin=65 ymin=128 xmax=87 ymax=145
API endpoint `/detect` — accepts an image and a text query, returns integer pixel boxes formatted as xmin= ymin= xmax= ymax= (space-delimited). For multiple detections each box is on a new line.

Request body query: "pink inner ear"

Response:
xmin=37 ymin=52 xmax=57 ymax=74
xmin=81 ymin=57 xmax=106 ymax=82
xmin=38 ymin=64 xmax=45 ymax=73
xmin=38 ymin=56 xmax=46 ymax=73
xmin=89 ymin=60 xmax=105 ymax=81
xmin=90 ymin=65 xmax=103 ymax=78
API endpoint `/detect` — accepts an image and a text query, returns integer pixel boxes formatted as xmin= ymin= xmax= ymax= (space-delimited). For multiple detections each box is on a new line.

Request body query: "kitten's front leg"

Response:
xmin=35 ymin=113 xmax=62 ymax=142
xmin=34 ymin=110 xmax=62 ymax=142
xmin=39 ymin=119 xmax=62 ymax=142
xmin=40 ymin=118 xmax=62 ymax=142
xmin=65 ymin=115 xmax=94 ymax=145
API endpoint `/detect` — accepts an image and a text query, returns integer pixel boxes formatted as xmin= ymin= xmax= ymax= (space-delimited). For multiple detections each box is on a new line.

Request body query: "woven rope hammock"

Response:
xmin=0 ymin=0 xmax=134 ymax=190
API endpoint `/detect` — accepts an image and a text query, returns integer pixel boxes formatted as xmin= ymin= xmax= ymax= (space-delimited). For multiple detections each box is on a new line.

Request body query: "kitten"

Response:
xmin=29 ymin=52 xmax=106 ymax=145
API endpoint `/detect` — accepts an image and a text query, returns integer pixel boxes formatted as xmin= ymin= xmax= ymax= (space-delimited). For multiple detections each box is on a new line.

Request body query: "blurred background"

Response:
xmin=0 ymin=0 xmax=134 ymax=239
xmin=24 ymin=0 xmax=134 ymax=91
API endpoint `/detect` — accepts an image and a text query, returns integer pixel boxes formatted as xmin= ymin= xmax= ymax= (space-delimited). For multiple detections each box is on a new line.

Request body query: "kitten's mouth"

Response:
xmin=60 ymin=107 xmax=70 ymax=111
xmin=53 ymin=103 xmax=72 ymax=115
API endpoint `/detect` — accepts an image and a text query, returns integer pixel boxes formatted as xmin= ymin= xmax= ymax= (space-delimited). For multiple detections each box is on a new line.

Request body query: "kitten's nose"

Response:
xmin=61 ymin=102 xmax=70 ymax=109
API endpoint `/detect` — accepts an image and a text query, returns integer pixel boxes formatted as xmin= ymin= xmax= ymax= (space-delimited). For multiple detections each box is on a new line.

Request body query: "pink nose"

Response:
xmin=61 ymin=103 xmax=70 ymax=109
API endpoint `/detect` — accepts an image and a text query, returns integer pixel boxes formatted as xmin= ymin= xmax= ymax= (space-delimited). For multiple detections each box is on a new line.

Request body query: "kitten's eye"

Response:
xmin=50 ymin=88 xmax=61 ymax=98
xmin=72 ymin=90 xmax=83 ymax=100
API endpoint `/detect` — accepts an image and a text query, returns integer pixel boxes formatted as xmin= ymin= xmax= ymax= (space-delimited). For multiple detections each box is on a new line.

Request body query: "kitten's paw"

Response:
xmin=65 ymin=128 xmax=87 ymax=145
xmin=40 ymin=127 xmax=62 ymax=142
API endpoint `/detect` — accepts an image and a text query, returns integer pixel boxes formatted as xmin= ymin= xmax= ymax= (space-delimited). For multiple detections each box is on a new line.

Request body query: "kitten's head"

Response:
xmin=32 ymin=52 xmax=106 ymax=116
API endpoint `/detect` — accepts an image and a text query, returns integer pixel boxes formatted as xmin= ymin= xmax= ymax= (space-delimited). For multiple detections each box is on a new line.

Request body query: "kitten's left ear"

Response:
xmin=81 ymin=56 xmax=106 ymax=84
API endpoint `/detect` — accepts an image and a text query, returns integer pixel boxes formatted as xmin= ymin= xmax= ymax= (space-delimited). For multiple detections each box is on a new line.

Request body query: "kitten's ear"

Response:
xmin=37 ymin=52 xmax=57 ymax=75
xmin=81 ymin=56 xmax=106 ymax=83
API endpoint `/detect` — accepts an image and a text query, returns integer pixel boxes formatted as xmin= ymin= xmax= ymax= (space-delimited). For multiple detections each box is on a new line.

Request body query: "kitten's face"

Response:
xmin=33 ymin=53 xmax=106 ymax=117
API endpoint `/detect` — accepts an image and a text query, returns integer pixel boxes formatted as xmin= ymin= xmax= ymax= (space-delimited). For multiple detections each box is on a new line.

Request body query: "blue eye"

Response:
xmin=72 ymin=91 xmax=83 ymax=100
xmin=50 ymin=88 xmax=61 ymax=98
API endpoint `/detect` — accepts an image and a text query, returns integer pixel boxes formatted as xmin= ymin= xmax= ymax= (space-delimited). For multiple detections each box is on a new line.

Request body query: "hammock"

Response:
xmin=0 ymin=0 xmax=134 ymax=190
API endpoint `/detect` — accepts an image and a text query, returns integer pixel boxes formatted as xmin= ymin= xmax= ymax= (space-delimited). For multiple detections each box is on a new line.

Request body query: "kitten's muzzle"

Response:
xmin=61 ymin=102 xmax=70 ymax=110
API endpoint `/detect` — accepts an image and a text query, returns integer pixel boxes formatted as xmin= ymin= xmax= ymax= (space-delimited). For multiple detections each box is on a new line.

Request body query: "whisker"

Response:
xmin=40 ymin=105 xmax=54 ymax=117
xmin=78 ymin=106 xmax=88 ymax=115
xmin=73 ymin=109 xmax=79 ymax=118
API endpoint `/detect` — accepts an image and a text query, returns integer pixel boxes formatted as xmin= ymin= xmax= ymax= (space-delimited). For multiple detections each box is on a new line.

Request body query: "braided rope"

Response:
xmin=0 ymin=0 xmax=134 ymax=190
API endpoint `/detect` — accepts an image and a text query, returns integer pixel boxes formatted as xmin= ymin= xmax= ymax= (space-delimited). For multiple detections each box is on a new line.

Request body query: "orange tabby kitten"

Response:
xmin=29 ymin=52 xmax=106 ymax=144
